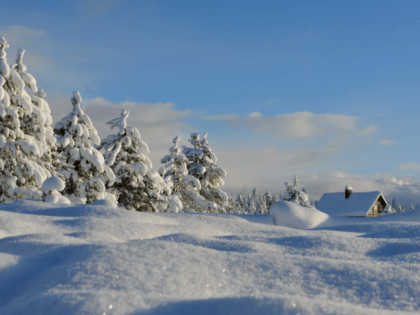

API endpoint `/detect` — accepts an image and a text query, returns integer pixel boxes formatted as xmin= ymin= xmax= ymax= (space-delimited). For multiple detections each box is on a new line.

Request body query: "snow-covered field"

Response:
xmin=1 ymin=201 xmax=420 ymax=315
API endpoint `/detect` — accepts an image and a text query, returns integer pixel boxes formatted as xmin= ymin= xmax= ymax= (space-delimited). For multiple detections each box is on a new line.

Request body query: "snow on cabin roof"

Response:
xmin=316 ymin=191 xmax=386 ymax=217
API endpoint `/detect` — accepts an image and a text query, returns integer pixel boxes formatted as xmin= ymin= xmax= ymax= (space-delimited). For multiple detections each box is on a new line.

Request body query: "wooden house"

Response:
xmin=316 ymin=186 xmax=388 ymax=217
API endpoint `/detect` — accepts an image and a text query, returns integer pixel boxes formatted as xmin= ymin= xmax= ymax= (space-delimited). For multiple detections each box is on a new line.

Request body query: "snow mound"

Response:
xmin=42 ymin=176 xmax=65 ymax=192
xmin=270 ymin=200 xmax=329 ymax=229
xmin=90 ymin=199 xmax=118 ymax=208
xmin=44 ymin=194 xmax=71 ymax=205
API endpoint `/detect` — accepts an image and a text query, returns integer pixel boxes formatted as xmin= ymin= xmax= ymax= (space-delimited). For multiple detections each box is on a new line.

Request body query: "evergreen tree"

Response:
xmin=0 ymin=37 xmax=57 ymax=202
xmin=99 ymin=109 xmax=171 ymax=211
xmin=29 ymin=88 xmax=60 ymax=173
xmin=247 ymin=197 xmax=256 ymax=214
xmin=182 ymin=132 xmax=228 ymax=212
xmin=160 ymin=135 xmax=215 ymax=212
xmin=54 ymin=91 xmax=115 ymax=204
xmin=250 ymin=188 xmax=267 ymax=214
xmin=264 ymin=190 xmax=273 ymax=210
xmin=391 ymin=198 xmax=397 ymax=210
xmin=235 ymin=192 xmax=246 ymax=213
xmin=224 ymin=192 xmax=242 ymax=214
xmin=283 ymin=175 xmax=311 ymax=207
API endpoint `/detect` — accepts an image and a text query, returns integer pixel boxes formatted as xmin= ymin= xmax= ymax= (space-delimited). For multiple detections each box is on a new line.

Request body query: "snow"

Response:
xmin=0 ymin=37 xmax=10 ymax=78
xmin=1 ymin=201 xmax=420 ymax=314
xmin=42 ymin=176 xmax=65 ymax=193
xmin=44 ymin=194 xmax=71 ymax=205
xmin=316 ymin=191 xmax=385 ymax=216
xmin=106 ymin=109 xmax=130 ymax=134
xmin=270 ymin=200 xmax=329 ymax=229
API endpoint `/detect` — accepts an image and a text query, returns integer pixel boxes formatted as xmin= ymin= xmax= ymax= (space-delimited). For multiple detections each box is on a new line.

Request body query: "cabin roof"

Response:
xmin=316 ymin=191 xmax=387 ymax=216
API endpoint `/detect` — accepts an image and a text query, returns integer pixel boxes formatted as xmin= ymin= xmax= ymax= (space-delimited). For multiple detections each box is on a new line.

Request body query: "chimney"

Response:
xmin=345 ymin=186 xmax=353 ymax=199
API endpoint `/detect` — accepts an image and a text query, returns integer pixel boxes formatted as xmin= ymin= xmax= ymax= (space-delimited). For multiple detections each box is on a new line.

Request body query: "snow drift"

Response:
xmin=2 ymin=201 xmax=420 ymax=314
xmin=270 ymin=200 xmax=329 ymax=229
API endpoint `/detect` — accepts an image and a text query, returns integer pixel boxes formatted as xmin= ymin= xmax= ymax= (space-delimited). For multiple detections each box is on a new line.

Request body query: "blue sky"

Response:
xmin=2 ymin=0 xmax=420 ymax=203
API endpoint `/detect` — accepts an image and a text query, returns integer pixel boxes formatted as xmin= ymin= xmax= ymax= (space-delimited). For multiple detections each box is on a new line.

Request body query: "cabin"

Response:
xmin=316 ymin=186 xmax=388 ymax=217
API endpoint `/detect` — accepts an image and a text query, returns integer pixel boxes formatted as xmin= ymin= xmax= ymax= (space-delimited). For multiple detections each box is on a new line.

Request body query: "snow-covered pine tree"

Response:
xmin=243 ymin=193 xmax=251 ymax=213
xmin=182 ymin=132 xmax=228 ymax=212
xmin=54 ymin=91 xmax=115 ymax=204
xmin=99 ymin=109 xmax=172 ymax=211
xmin=236 ymin=191 xmax=245 ymax=210
xmin=247 ymin=197 xmax=257 ymax=214
xmin=250 ymin=188 xmax=266 ymax=214
xmin=160 ymin=135 xmax=216 ymax=212
xmin=0 ymin=37 xmax=57 ymax=202
xmin=259 ymin=197 xmax=268 ymax=214
xmin=396 ymin=204 xmax=404 ymax=213
xmin=230 ymin=191 xmax=246 ymax=214
xmin=283 ymin=175 xmax=311 ymax=207
xmin=391 ymin=198 xmax=397 ymax=210
xmin=224 ymin=192 xmax=241 ymax=213
xmin=264 ymin=190 xmax=274 ymax=210
xmin=29 ymin=88 xmax=61 ymax=173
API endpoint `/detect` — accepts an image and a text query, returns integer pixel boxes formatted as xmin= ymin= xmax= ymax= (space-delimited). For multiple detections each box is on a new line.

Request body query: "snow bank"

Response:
xmin=1 ymin=201 xmax=420 ymax=314
xmin=270 ymin=200 xmax=329 ymax=229
xmin=377 ymin=207 xmax=420 ymax=222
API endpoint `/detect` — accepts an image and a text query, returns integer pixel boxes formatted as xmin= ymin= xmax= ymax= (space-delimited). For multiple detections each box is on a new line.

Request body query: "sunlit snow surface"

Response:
xmin=0 ymin=201 xmax=420 ymax=314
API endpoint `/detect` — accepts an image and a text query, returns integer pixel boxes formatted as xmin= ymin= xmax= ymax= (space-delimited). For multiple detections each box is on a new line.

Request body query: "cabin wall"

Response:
xmin=366 ymin=196 xmax=387 ymax=217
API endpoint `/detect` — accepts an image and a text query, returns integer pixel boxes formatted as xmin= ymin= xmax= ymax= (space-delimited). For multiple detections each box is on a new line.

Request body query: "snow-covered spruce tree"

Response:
xmin=283 ymin=175 xmax=311 ymax=207
xmin=250 ymin=187 xmax=268 ymax=214
xmin=264 ymin=190 xmax=275 ymax=210
xmin=236 ymin=191 xmax=246 ymax=212
xmin=182 ymin=132 xmax=228 ymax=212
xmin=247 ymin=197 xmax=257 ymax=214
xmin=99 ymin=109 xmax=173 ymax=211
xmin=0 ymin=37 xmax=58 ymax=202
xmin=160 ymin=135 xmax=216 ymax=212
xmin=222 ymin=192 xmax=241 ymax=214
xmin=390 ymin=198 xmax=397 ymax=210
xmin=54 ymin=91 xmax=115 ymax=204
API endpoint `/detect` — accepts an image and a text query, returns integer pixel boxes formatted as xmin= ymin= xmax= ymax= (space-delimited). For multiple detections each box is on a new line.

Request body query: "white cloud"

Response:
xmin=0 ymin=25 xmax=47 ymax=45
xmin=399 ymin=162 xmax=420 ymax=172
xmin=215 ymin=147 xmax=325 ymax=192
xmin=379 ymin=138 xmax=396 ymax=146
xmin=203 ymin=111 xmax=377 ymax=139
xmin=376 ymin=176 xmax=410 ymax=186
xmin=203 ymin=113 xmax=240 ymax=121
xmin=248 ymin=111 xmax=263 ymax=119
